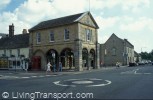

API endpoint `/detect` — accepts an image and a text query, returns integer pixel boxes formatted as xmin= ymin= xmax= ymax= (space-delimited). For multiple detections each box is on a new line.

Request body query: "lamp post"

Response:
xmin=141 ymin=47 xmax=147 ymax=53
xmin=71 ymin=55 xmax=73 ymax=68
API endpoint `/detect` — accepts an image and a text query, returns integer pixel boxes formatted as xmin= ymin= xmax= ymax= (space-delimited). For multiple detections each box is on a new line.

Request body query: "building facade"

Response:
xmin=29 ymin=12 xmax=100 ymax=71
xmin=134 ymin=51 xmax=141 ymax=63
xmin=100 ymin=33 xmax=134 ymax=66
xmin=0 ymin=24 xmax=29 ymax=70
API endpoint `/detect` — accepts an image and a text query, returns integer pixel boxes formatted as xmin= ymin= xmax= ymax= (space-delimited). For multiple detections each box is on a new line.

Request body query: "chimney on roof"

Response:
xmin=9 ymin=23 xmax=14 ymax=37
xmin=124 ymin=39 xmax=128 ymax=41
xmin=22 ymin=29 xmax=27 ymax=34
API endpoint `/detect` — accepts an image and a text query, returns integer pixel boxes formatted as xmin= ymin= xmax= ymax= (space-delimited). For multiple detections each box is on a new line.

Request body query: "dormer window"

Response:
xmin=64 ymin=29 xmax=69 ymax=40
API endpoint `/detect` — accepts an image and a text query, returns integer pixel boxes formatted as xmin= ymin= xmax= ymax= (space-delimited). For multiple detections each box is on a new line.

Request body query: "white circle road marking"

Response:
xmin=72 ymin=81 xmax=93 ymax=84
xmin=53 ymin=78 xmax=112 ymax=87
xmin=87 ymin=80 xmax=112 ymax=87
xmin=53 ymin=81 xmax=76 ymax=87
xmin=21 ymin=77 xmax=30 ymax=79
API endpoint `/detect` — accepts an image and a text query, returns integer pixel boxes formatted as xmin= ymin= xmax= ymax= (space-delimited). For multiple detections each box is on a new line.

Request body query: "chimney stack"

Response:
xmin=22 ymin=29 xmax=27 ymax=34
xmin=9 ymin=23 xmax=14 ymax=37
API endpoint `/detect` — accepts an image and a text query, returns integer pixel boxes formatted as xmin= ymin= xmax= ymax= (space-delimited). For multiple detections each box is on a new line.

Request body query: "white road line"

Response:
xmin=14 ymin=77 xmax=19 ymax=78
xmin=31 ymin=76 xmax=37 ymax=78
xmin=46 ymin=75 xmax=52 ymax=76
xmin=144 ymin=73 xmax=151 ymax=75
xmin=21 ymin=77 xmax=30 ymax=79
xmin=87 ymin=80 xmax=112 ymax=87
xmin=53 ymin=78 xmax=112 ymax=87
xmin=38 ymin=75 xmax=45 ymax=77
xmin=121 ymin=68 xmax=152 ymax=75
xmin=53 ymin=81 xmax=76 ymax=87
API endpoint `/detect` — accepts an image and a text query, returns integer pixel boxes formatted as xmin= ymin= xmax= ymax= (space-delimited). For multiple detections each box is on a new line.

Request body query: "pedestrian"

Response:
xmin=25 ymin=62 xmax=28 ymax=72
xmin=53 ymin=64 xmax=56 ymax=72
xmin=59 ymin=62 xmax=62 ymax=72
xmin=116 ymin=62 xmax=120 ymax=68
xmin=46 ymin=62 xmax=51 ymax=73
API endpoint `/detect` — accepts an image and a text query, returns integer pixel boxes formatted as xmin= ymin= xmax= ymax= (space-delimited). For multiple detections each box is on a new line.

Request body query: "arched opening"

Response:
xmin=90 ymin=49 xmax=95 ymax=69
xmin=82 ymin=48 xmax=88 ymax=68
xmin=32 ymin=50 xmax=46 ymax=70
xmin=46 ymin=49 xmax=58 ymax=71
xmin=60 ymin=48 xmax=74 ymax=70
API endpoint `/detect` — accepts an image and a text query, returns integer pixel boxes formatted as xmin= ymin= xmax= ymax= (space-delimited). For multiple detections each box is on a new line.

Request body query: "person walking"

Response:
xmin=46 ymin=62 xmax=51 ymax=73
xmin=59 ymin=62 xmax=62 ymax=72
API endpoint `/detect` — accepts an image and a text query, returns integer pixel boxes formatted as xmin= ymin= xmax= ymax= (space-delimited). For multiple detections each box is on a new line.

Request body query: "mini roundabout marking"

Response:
xmin=53 ymin=78 xmax=112 ymax=87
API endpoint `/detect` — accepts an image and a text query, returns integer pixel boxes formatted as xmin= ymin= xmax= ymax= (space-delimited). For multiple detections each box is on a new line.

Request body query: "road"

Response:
xmin=0 ymin=65 xmax=153 ymax=100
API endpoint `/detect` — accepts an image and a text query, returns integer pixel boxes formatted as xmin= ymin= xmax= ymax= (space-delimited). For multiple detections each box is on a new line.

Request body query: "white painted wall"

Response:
xmin=0 ymin=48 xmax=29 ymax=58
xmin=0 ymin=50 xmax=4 ymax=56
xmin=20 ymin=48 xmax=29 ymax=58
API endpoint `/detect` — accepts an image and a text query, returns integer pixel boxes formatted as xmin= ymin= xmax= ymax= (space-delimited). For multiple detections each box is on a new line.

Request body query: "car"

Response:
xmin=138 ymin=61 xmax=145 ymax=65
xmin=129 ymin=62 xmax=137 ymax=67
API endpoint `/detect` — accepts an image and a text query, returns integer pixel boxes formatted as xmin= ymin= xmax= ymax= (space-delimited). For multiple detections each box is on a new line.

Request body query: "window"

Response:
xmin=36 ymin=33 xmax=41 ymax=43
xmin=49 ymin=31 xmax=54 ymax=42
xmin=17 ymin=49 xmax=20 ymax=57
xmin=10 ymin=50 xmax=12 ymax=57
xmin=86 ymin=29 xmax=92 ymax=41
xmin=4 ymin=50 xmax=6 ymax=55
xmin=105 ymin=49 xmax=107 ymax=55
xmin=64 ymin=29 xmax=69 ymax=40
xmin=112 ymin=48 xmax=116 ymax=56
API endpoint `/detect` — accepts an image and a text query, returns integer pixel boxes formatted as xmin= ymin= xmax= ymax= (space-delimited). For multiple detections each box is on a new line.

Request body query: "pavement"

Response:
xmin=0 ymin=65 xmax=127 ymax=80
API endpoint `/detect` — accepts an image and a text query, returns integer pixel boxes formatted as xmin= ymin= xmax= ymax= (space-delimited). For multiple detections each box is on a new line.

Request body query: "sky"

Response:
xmin=0 ymin=0 xmax=153 ymax=53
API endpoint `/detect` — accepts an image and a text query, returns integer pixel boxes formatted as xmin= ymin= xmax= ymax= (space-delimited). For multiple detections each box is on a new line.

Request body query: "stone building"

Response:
xmin=29 ymin=12 xmax=100 ymax=71
xmin=100 ymin=33 xmax=134 ymax=66
xmin=0 ymin=24 xmax=29 ymax=70
xmin=134 ymin=51 xmax=141 ymax=63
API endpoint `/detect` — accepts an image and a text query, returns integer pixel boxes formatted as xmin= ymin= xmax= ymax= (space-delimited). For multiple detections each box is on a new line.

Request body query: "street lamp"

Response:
xmin=141 ymin=47 xmax=147 ymax=53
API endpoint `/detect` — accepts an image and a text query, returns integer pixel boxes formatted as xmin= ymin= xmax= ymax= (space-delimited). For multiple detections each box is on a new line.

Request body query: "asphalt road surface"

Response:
xmin=0 ymin=65 xmax=153 ymax=100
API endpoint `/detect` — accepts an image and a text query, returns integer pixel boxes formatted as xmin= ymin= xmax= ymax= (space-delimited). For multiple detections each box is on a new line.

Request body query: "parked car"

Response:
xmin=138 ymin=61 xmax=145 ymax=65
xmin=129 ymin=62 xmax=137 ymax=67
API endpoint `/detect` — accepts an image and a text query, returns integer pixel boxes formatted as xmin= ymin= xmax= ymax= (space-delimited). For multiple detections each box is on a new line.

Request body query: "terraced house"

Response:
xmin=29 ymin=12 xmax=100 ymax=71
xmin=0 ymin=24 xmax=29 ymax=70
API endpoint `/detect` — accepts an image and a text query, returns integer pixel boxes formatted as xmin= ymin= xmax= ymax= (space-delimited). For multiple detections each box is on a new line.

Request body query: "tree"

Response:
xmin=140 ymin=50 xmax=153 ymax=61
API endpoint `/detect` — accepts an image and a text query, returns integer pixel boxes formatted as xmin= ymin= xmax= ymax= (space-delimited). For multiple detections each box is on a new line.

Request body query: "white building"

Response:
xmin=0 ymin=24 xmax=29 ymax=70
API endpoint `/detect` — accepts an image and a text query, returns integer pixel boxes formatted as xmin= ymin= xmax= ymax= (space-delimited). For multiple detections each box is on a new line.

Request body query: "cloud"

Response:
xmin=0 ymin=0 xmax=152 ymax=52
xmin=95 ymin=16 xmax=119 ymax=30
xmin=0 ymin=0 xmax=11 ymax=10
xmin=0 ymin=0 xmax=88 ymax=34
xmin=120 ymin=17 xmax=153 ymax=32
xmin=121 ymin=0 xmax=150 ymax=13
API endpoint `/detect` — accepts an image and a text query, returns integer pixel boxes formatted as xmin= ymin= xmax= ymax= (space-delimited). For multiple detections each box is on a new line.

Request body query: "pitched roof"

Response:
xmin=106 ymin=33 xmax=134 ymax=47
xmin=0 ymin=33 xmax=8 ymax=38
xmin=29 ymin=12 xmax=99 ymax=32
xmin=0 ymin=34 xmax=29 ymax=49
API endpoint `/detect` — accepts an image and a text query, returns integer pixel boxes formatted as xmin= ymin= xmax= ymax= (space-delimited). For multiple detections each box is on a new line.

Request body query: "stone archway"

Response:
xmin=82 ymin=48 xmax=88 ymax=69
xmin=33 ymin=50 xmax=46 ymax=70
xmin=60 ymin=48 xmax=74 ymax=70
xmin=46 ymin=49 xmax=59 ymax=71
xmin=90 ymin=49 xmax=95 ymax=69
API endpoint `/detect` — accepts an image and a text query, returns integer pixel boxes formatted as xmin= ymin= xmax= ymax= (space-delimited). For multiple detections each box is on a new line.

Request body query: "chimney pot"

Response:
xmin=22 ymin=29 xmax=27 ymax=34
xmin=9 ymin=23 xmax=14 ymax=37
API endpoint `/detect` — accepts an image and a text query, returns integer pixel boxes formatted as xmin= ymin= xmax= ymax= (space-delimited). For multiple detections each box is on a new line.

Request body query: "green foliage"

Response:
xmin=140 ymin=50 xmax=153 ymax=61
